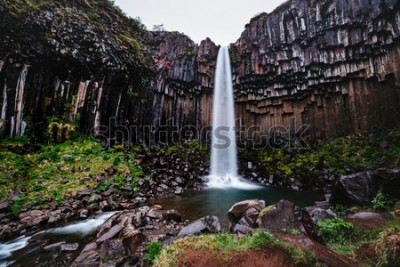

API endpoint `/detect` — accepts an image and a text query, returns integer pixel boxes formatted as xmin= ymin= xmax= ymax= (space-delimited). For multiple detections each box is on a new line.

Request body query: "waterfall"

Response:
xmin=1 ymin=81 xmax=7 ymax=120
xmin=208 ymin=47 xmax=258 ymax=189
xmin=13 ymin=65 xmax=29 ymax=136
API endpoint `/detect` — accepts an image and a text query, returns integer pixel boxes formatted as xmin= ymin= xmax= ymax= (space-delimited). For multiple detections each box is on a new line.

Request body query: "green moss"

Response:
xmin=0 ymin=138 xmax=144 ymax=210
xmin=258 ymin=129 xmax=400 ymax=182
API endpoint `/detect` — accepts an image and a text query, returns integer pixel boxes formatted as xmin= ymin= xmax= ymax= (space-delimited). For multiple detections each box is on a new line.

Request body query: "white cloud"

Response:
xmin=114 ymin=0 xmax=286 ymax=45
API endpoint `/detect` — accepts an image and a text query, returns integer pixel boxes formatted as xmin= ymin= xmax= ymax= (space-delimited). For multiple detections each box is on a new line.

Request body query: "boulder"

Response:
xmin=345 ymin=212 xmax=395 ymax=230
xmin=373 ymin=169 xmax=400 ymax=199
xmin=305 ymin=207 xmax=337 ymax=221
xmin=96 ymin=224 xmax=124 ymax=243
xmin=72 ymin=250 xmax=100 ymax=267
xmin=331 ymin=172 xmax=378 ymax=205
xmin=177 ymin=216 xmax=221 ymax=238
xmin=258 ymin=200 xmax=323 ymax=243
xmin=228 ymin=199 xmax=265 ymax=232
xmin=100 ymin=239 xmax=127 ymax=259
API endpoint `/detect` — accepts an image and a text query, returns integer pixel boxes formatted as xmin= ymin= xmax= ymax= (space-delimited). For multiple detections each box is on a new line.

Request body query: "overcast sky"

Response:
xmin=114 ymin=0 xmax=286 ymax=45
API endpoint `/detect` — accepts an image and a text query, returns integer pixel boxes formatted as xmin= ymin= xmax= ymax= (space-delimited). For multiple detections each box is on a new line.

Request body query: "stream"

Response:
xmin=0 ymin=185 xmax=322 ymax=266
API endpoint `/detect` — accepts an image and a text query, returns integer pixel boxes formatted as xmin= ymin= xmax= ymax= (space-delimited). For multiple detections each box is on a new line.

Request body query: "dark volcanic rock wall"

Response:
xmin=144 ymin=32 xmax=218 ymax=140
xmin=1 ymin=0 xmax=400 ymax=144
xmin=0 ymin=0 xmax=154 ymax=142
xmin=232 ymin=0 xmax=400 ymax=140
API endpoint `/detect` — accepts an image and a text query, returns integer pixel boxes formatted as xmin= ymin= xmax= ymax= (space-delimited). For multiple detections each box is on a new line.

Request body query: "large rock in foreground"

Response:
xmin=177 ymin=216 xmax=221 ymax=238
xmin=331 ymin=172 xmax=378 ymax=206
xmin=228 ymin=199 xmax=265 ymax=234
xmin=258 ymin=200 xmax=323 ymax=243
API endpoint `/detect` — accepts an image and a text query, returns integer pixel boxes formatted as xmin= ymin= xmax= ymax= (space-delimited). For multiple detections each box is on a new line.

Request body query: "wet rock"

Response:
xmin=100 ymin=239 xmax=127 ymax=259
xmin=61 ymin=243 xmax=79 ymax=251
xmin=72 ymin=250 xmax=100 ymax=267
xmin=177 ymin=216 xmax=221 ymax=238
xmin=228 ymin=199 xmax=265 ymax=231
xmin=100 ymin=200 xmax=111 ymax=211
xmin=174 ymin=187 xmax=183 ymax=195
xmin=331 ymin=172 xmax=378 ymax=205
xmin=97 ymin=224 xmax=124 ymax=243
xmin=44 ymin=242 xmax=66 ymax=251
xmin=79 ymin=209 xmax=89 ymax=219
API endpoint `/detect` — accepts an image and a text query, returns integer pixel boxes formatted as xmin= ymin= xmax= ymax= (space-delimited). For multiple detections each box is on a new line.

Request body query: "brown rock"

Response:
xmin=100 ymin=239 xmax=127 ymax=259
xmin=96 ymin=224 xmax=124 ymax=243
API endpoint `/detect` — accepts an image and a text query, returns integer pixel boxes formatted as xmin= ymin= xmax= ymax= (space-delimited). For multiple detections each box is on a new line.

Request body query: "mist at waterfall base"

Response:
xmin=208 ymin=47 xmax=259 ymax=189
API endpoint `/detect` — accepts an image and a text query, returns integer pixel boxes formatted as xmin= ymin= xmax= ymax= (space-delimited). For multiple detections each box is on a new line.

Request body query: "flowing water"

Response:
xmin=209 ymin=46 xmax=257 ymax=189
xmin=0 ymin=212 xmax=115 ymax=267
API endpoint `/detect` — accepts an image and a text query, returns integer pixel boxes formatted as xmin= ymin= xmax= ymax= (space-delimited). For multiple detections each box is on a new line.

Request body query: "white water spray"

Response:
xmin=208 ymin=47 xmax=258 ymax=189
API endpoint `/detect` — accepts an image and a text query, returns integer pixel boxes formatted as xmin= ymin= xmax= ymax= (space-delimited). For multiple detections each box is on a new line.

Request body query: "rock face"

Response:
xmin=1 ymin=0 xmax=400 ymax=143
xmin=232 ymin=0 xmax=400 ymax=140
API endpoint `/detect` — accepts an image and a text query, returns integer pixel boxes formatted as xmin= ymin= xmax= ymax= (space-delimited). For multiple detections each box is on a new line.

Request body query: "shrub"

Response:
xmin=317 ymin=218 xmax=354 ymax=244
xmin=372 ymin=192 xmax=396 ymax=211
xmin=144 ymin=241 xmax=162 ymax=263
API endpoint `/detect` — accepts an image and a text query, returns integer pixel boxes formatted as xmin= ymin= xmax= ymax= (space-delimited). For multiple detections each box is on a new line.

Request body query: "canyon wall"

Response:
xmin=232 ymin=0 xmax=400 ymax=140
xmin=1 ymin=0 xmax=400 ymax=144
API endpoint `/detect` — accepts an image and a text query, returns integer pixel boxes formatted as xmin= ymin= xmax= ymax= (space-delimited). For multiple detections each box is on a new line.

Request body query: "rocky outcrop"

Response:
xmin=232 ymin=0 xmax=400 ymax=140
xmin=258 ymin=200 xmax=323 ymax=243
xmin=227 ymin=199 xmax=265 ymax=234
xmin=331 ymin=172 xmax=378 ymax=205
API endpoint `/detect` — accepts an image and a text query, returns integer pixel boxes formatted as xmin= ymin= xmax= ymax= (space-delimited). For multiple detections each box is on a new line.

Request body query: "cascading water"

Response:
xmin=208 ymin=47 xmax=258 ymax=189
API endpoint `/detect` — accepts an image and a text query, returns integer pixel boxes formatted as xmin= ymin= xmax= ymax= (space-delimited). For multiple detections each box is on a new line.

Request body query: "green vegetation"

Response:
xmin=258 ymin=129 xmax=400 ymax=181
xmin=143 ymin=241 xmax=163 ymax=264
xmin=316 ymin=216 xmax=400 ymax=265
xmin=0 ymin=137 xmax=144 ymax=210
xmin=372 ymin=192 xmax=397 ymax=211
xmin=2 ymin=0 xmax=149 ymax=66
xmin=316 ymin=218 xmax=355 ymax=244
xmin=155 ymin=231 xmax=317 ymax=267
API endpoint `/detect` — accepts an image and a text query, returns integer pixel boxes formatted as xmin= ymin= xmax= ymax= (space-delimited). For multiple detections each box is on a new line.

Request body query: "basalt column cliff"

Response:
xmin=232 ymin=0 xmax=400 ymax=140
xmin=0 ymin=0 xmax=400 ymax=143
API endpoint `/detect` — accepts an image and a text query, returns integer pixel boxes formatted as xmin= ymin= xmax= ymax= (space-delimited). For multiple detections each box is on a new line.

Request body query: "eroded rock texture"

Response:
xmin=1 ymin=0 xmax=400 ymax=143
xmin=144 ymin=32 xmax=218 ymax=140
xmin=232 ymin=0 xmax=400 ymax=140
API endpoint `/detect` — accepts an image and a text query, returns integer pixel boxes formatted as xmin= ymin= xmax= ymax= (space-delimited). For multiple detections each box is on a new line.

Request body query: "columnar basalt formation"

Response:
xmin=232 ymin=0 xmax=400 ymax=140
xmin=144 ymin=32 xmax=218 ymax=140
xmin=0 ymin=0 xmax=154 ymax=142
xmin=1 ymin=0 xmax=400 ymax=143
